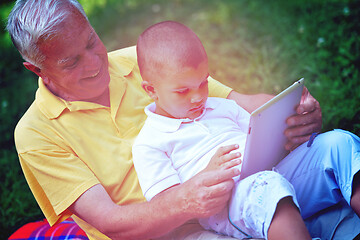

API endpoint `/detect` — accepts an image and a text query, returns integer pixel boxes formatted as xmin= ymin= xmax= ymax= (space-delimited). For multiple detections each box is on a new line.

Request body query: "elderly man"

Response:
xmin=7 ymin=0 xmax=360 ymax=239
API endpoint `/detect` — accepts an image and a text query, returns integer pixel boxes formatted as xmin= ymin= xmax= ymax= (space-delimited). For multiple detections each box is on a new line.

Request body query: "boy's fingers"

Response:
xmin=202 ymin=168 xmax=240 ymax=187
xmin=215 ymin=144 xmax=239 ymax=157
xmin=219 ymin=151 xmax=241 ymax=165
xmin=222 ymin=158 xmax=242 ymax=169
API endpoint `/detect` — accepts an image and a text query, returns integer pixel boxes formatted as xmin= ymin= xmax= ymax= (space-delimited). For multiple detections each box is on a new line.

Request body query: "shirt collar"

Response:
xmin=36 ymin=79 xmax=67 ymax=120
xmin=144 ymin=99 xmax=219 ymax=133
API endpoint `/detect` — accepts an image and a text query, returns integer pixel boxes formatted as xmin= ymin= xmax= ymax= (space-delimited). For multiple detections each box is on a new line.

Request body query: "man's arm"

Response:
xmin=227 ymin=90 xmax=273 ymax=113
xmin=69 ymin=167 xmax=240 ymax=240
xmin=227 ymin=87 xmax=322 ymax=151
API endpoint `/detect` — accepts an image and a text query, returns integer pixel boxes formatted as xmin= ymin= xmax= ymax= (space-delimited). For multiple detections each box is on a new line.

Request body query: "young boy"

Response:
xmin=132 ymin=21 xmax=313 ymax=240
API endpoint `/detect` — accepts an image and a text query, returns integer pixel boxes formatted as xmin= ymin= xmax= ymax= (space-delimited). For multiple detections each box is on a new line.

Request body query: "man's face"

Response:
xmin=37 ymin=10 xmax=110 ymax=102
xmin=151 ymin=59 xmax=209 ymax=120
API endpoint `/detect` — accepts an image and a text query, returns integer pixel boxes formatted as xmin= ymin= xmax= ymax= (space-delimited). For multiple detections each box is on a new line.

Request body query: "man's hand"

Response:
xmin=203 ymin=144 xmax=242 ymax=172
xmin=228 ymin=87 xmax=322 ymax=152
xmin=285 ymin=87 xmax=322 ymax=151
xmin=153 ymin=145 xmax=241 ymax=222
xmin=178 ymin=144 xmax=241 ymax=217
xmin=175 ymin=165 xmax=240 ymax=219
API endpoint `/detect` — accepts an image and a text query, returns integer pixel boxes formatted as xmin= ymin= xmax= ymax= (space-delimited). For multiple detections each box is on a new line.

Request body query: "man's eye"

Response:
xmin=87 ymin=40 xmax=95 ymax=49
xmin=65 ymin=59 xmax=79 ymax=69
xmin=87 ymin=37 xmax=97 ymax=49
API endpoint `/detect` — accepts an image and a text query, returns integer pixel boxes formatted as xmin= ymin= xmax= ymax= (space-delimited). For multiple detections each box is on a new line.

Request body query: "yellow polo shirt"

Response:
xmin=14 ymin=46 xmax=232 ymax=239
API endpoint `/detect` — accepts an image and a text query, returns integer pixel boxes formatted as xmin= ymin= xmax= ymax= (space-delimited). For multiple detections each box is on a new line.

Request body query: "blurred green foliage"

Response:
xmin=1 ymin=0 xmax=359 ymax=238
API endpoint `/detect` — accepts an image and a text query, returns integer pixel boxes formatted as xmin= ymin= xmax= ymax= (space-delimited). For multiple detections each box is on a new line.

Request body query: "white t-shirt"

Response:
xmin=132 ymin=97 xmax=250 ymax=201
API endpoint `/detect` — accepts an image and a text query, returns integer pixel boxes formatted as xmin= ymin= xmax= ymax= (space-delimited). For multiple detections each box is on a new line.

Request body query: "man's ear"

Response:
xmin=141 ymin=80 xmax=158 ymax=100
xmin=23 ymin=62 xmax=50 ymax=84
xmin=23 ymin=62 xmax=41 ymax=75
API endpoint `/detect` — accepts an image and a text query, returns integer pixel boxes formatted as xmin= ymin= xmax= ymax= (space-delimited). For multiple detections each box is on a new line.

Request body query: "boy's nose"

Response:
xmin=191 ymin=94 xmax=203 ymax=103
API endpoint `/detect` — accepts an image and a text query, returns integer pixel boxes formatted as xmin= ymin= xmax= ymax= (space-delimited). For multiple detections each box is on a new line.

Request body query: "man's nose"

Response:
xmin=83 ymin=51 xmax=100 ymax=72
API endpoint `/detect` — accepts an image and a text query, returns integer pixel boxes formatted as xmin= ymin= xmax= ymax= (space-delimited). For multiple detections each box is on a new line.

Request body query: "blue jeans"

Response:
xmin=275 ymin=129 xmax=360 ymax=239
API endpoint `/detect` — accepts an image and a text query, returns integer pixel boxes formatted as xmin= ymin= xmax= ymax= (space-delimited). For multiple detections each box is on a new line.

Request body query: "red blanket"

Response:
xmin=9 ymin=218 xmax=88 ymax=240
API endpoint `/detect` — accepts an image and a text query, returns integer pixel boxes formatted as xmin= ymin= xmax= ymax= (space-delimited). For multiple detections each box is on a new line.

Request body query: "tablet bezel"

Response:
xmin=240 ymin=78 xmax=305 ymax=179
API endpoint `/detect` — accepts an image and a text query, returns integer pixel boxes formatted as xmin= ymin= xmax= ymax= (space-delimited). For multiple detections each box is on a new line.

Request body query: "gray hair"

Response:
xmin=6 ymin=0 xmax=88 ymax=68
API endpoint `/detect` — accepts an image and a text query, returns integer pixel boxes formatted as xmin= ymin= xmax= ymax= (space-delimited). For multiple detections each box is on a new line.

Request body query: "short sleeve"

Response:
xmin=208 ymin=76 xmax=233 ymax=98
xmin=132 ymin=144 xmax=181 ymax=201
xmin=18 ymin=146 xmax=99 ymax=226
xmin=225 ymin=99 xmax=251 ymax=132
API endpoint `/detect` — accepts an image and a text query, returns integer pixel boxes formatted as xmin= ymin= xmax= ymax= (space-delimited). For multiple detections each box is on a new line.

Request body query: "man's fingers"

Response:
xmin=298 ymin=87 xmax=313 ymax=111
xmin=178 ymin=173 xmax=234 ymax=218
xmin=185 ymin=169 xmax=240 ymax=218
xmin=296 ymin=100 xmax=314 ymax=115
xmin=290 ymin=87 xmax=321 ymax=125
xmin=285 ymin=134 xmax=312 ymax=151
xmin=285 ymin=87 xmax=322 ymax=151
xmin=201 ymin=178 xmax=235 ymax=200
xmin=287 ymin=106 xmax=322 ymax=130
xmin=297 ymin=97 xmax=320 ymax=115
xmin=195 ymin=189 xmax=233 ymax=217
xmin=285 ymin=122 xmax=320 ymax=139
xmin=284 ymin=122 xmax=320 ymax=151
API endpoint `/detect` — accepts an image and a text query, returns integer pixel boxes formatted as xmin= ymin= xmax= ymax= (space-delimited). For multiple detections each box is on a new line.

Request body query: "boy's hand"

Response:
xmin=204 ymin=144 xmax=242 ymax=172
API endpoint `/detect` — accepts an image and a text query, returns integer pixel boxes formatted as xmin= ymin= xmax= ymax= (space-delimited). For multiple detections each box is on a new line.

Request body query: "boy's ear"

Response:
xmin=141 ymin=81 xmax=158 ymax=100
xmin=23 ymin=62 xmax=50 ymax=84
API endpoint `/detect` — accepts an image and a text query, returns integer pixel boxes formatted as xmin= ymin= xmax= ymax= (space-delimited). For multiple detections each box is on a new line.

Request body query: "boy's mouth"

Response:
xmin=189 ymin=104 xmax=204 ymax=112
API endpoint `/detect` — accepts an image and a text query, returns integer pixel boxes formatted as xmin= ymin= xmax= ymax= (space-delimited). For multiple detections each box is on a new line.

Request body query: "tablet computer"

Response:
xmin=240 ymin=78 xmax=305 ymax=180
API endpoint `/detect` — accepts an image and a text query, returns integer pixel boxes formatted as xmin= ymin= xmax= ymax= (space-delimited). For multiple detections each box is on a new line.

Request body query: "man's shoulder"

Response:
xmin=14 ymin=101 xmax=48 ymax=153
xmin=108 ymin=46 xmax=139 ymax=76
xmin=15 ymin=101 xmax=43 ymax=129
xmin=108 ymin=46 xmax=137 ymax=61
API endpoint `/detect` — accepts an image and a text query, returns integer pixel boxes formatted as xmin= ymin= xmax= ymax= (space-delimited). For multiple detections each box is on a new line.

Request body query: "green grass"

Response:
xmin=1 ymin=0 xmax=359 ymax=238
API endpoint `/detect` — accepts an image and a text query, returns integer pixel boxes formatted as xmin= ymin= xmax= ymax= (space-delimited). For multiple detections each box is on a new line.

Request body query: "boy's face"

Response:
xmin=147 ymin=59 xmax=209 ymax=120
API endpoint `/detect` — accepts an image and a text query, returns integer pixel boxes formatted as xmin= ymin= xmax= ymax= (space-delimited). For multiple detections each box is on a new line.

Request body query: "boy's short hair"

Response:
xmin=137 ymin=21 xmax=207 ymax=80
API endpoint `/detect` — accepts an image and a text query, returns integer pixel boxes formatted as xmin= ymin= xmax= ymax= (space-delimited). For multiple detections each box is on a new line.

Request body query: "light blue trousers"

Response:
xmin=275 ymin=129 xmax=360 ymax=239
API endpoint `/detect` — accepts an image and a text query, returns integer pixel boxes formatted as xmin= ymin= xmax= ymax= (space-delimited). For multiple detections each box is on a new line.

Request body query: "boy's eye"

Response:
xmin=175 ymin=89 xmax=189 ymax=94
xmin=200 ymin=79 xmax=208 ymax=88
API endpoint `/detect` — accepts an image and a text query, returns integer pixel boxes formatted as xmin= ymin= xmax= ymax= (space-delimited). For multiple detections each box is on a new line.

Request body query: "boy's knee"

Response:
xmin=254 ymin=171 xmax=290 ymax=188
xmin=262 ymin=170 xmax=283 ymax=180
